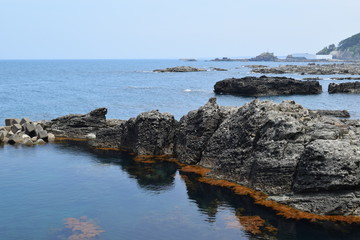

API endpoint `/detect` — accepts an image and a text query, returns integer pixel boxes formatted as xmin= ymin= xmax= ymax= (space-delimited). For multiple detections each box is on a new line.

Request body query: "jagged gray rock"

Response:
xmin=174 ymin=98 xmax=238 ymax=164
xmin=44 ymin=108 xmax=108 ymax=138
xmin=93 ymin=110 xmax=177 ymax=155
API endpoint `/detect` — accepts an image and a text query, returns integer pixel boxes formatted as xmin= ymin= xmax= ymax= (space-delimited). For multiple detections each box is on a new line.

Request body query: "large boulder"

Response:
xmin=93 ymin=110 xmax=177 ymax=155
xmin=328 ymin=82 xmax=360 ymax=94
xmin=214 ymin=76 xmax=322 ymax=96
xmin=195 ymin=100 xmax=360 ymax=215
xmin=44 ymin=108 xmax=108 ymax=138
xmin=174 ymin=98 xmax=238 ymax=164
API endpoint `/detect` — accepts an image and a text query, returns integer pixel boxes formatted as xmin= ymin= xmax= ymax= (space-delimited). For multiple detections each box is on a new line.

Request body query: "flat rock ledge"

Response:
xmin=9 ymin=98 xmax=360 ymax=217
xmin=153 ymin=66 xmax=206 ymax=72
xmin=250 ymin=63 xmax=360 ymax=75
xmin=214 ymin=76 xmax=322 ymax=96
xmin=328 ymin=82 xmax=360 ymax=94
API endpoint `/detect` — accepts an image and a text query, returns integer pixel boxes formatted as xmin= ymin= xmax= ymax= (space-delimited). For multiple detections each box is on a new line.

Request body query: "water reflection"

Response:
xmin=55 ymin=141 xmax=177 ymax=193
xmin=53 ymin=141 xmax=360 ymax=240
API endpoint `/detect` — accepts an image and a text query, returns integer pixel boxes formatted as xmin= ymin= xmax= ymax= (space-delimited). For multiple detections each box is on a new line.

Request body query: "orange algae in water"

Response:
xmin=180 ymin=165 xmax=210 ymax=177
xmin=64 ymin=216 xmax=104 ymax=240
xmin=197 ymin=177 xmax=360 ymax=223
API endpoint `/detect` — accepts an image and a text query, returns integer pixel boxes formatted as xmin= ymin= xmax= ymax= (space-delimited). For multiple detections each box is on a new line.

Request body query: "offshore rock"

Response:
xmin=44 ymin=108 xmax=107 ymax=138
xmin=328 ymin=82 xmax=360 ymax=94
xmin=153 ymin=66 xmax=206 ymax=72
xmin=214 ymin=76 xmax=322 ymax=96
xmin=93 ymin=110 xmax=176 ymax=155
xmin=174 ymin=98 xmax=239 ymax=164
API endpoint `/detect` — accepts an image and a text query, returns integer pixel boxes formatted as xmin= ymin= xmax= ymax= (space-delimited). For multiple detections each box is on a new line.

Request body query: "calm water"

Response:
xmin=1 ymin=60 xmax=360 ymax=240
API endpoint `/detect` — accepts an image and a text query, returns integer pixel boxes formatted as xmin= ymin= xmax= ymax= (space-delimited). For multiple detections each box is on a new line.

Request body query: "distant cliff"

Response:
xmin=317 ymin=32 xmax=360 ymax=60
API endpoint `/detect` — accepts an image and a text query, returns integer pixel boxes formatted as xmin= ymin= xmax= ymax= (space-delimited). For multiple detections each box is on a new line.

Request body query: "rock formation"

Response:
xmin=43 ymin=108 xmax=108 ymax=139
xmin=153 ymin=66 xmax=206 ymax=72
xmin=93 ymin=110 xmax=177 ymax=155
xmin=250 ymin=63 xmax=360 ymax=75
xmin=328 ymin=82 xmax=360 ymax=94
xmin=5 ymin=98 xmax=360 ymax=216
xmin=214 ymin=76 xmax=322 ymax=96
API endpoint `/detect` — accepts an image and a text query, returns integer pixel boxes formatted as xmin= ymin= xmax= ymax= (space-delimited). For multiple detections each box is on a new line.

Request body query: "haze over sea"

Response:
xmin=1 ymin=59 xmax=360 ymax=240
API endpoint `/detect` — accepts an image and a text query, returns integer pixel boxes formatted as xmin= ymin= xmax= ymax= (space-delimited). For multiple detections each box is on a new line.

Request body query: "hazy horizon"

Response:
xmin=1 ymin=0 xmax=359 ymax=60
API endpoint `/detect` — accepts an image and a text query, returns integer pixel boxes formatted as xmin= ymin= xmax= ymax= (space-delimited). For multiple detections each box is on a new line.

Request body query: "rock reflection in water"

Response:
xmin=54 ymin=141 xmax=360 ymax=240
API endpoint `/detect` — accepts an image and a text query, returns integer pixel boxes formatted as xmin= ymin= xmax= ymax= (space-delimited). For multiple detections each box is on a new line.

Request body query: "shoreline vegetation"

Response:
xmin=3 ymin=95 xmax=360 ymax=224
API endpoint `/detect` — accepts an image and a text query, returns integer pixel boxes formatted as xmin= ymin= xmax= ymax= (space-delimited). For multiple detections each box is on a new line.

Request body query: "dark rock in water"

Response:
xmin=195 ymin=99 xmax=360 ymax=215
xmin=93 ymin=110 xmax=176 ymax=155
xmin=214 ymin=76 xmax=322 ymax=96
xmin=174 ymin=98 xmax=238 ymax=164
xmin=33 ymin=99 xmax=360 ymax=216
xmin=210 ymin=67 xmax=227 ymax=71
xmin=251 ymin=63 xmax=360 ymax=75
xmin=309 ymin=109 xmax=350 ymax=118
xmin=44 ymin=108 xmax=108 ymax=138
xmin=328 ymin=82 xmax=360 ymax=94
xmin=153 ymin=66 xmax=206 ymax=72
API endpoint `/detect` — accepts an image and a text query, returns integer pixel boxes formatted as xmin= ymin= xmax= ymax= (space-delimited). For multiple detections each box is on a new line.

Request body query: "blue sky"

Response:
xmin=1 ymin=0 xmax=360 ymax=59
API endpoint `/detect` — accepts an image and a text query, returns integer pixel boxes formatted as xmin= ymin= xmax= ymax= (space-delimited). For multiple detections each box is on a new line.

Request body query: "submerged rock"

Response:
xmin=328 ymin=82 xmax=360 ymax=94
xmin=214 ymin=76 xmax=322 ymax=96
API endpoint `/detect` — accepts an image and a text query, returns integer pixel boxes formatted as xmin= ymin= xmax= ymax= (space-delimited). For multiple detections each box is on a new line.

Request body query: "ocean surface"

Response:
xmin=1 ymin=59 xmax=360 ymax=240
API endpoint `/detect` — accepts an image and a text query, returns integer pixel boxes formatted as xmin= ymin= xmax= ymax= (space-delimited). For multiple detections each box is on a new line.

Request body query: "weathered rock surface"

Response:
xmin=153 ymin=66 xmax=206 ymax=72
xmin=309 ymin=109 xmax=350 ymax=118
xmin=196 ymin=100 xmax=360 ymax=215
xmin=214 ymin=76 xmax=322 ymax=96
xmin=328 ymin=82 xmax=360 ymax=94
xmin=92 ymin=110 xmax=177 ymax=155
xmin=174 ymin=98 xmax=239 ymax=164
xmin=250 ymin=63 xmax=360 ymax=75
xmin=43 ymin=108 xmax=108 ymax=138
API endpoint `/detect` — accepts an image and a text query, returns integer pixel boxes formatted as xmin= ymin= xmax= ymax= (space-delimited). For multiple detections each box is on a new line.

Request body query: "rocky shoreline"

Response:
xmin=249 ymin=63 xmax=360 ymax=75
xmin=2 ymin=99 xmax=360 ymax=219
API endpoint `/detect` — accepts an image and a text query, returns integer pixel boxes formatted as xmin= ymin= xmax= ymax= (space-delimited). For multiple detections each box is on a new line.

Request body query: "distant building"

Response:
xmin=289 ymin=53 xmax=332 ymax=60
xmin=315 ymin=55 xmax=333 ymax=60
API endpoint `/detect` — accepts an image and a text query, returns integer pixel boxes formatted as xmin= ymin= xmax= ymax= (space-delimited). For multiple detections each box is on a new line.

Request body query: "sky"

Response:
xmin=1 ymin=0 xmax=360 ymax=59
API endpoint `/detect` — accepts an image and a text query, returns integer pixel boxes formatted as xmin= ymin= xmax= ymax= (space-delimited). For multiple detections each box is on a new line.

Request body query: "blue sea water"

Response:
xmin=1 ymin=59 xmax=360 ymax=240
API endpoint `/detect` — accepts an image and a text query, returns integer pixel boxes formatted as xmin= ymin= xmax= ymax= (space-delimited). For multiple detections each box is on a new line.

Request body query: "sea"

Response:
xmin=0 ymin=59 xmax=360 ymax=240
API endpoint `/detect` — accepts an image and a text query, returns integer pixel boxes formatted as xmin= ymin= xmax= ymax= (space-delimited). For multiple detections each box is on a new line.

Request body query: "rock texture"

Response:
xmin=214 ymin=76 xmax=322 ymax=96
xmin=196 ymin=100 xmax=360 ymax=215
xmin=153 ymin=66 xmax=206 ymax=72
xmin=43 ymin=108 xmax=108 ymax=138
xmin=309 ymin=109 xmax=350 ymax=118
xmin=93 ymin=110 xmax=177 ymax=155
xmin=328 ymin=82 xmax=360 ymax=94
xmin=174 ymin=98 xmax=238 ymax=164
